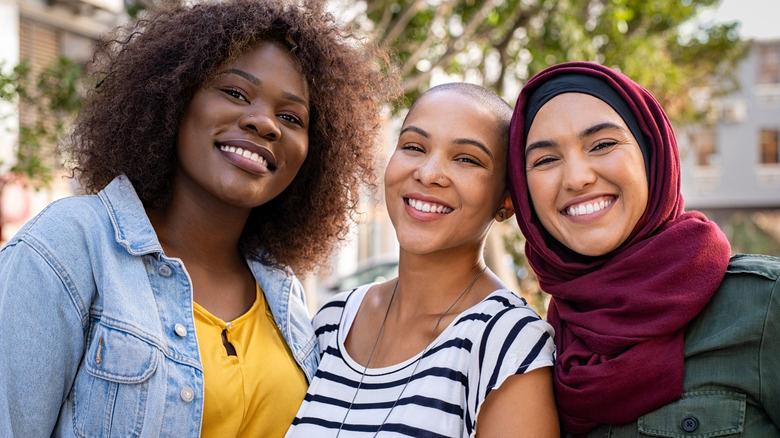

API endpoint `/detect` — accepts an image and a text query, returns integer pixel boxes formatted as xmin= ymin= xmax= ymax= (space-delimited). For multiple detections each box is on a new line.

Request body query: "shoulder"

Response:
xmin=311 ymin=286 xmax=368 ymax=346
xmin=0 ymin=195 xmax=109 ymax=327
xmin=712 ymin=254 xmax=780 ymax=307
xmin=464 ymin=289 xmax=550 ymax=331
xmin=459 ymin=290 xmax=554 ymax=358
xmin=312 ymin=290 xmax=353 ymax=326
xmin=9 ymin=195 xmax=105 ymax=242
xmin=725 ymin=253 xmax=780 ymax=281
xmin=686 ymin=253 xmax=779 ymax=374
xmin=2 ymin=194 xmax=112 ymax=266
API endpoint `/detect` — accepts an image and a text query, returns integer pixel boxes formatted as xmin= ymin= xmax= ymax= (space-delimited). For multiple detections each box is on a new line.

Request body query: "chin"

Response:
xmin=566 ymin=240 xmax=620 ymax=258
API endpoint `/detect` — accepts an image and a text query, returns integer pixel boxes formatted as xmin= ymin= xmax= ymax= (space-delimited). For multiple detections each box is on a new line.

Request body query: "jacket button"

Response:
xmin=158 ymin=264 xmax=173 ymax=277
xmin=180 ymin=386 xmax=195 ymax=402
xmin=681 ymin=416 xmax=698 ymax=432
xmin=174 ymin=324 xmax=187 ymax=337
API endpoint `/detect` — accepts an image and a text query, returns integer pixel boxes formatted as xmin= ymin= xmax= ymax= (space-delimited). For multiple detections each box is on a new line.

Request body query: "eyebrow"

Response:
xmin=215 ymin=68 xmax=308 ymax=106
xmin=525 ymin=122 xmax=627 ymax=158
xmin=580 ymin=122 xmax=627 ymax=138
xmin=400 ymin=125 xmax=494 ymax=159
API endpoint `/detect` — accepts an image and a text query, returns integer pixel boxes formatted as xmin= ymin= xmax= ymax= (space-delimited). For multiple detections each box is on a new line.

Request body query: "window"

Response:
xmin=757 ymin=43 xmax=780 ymax=85
xmin=693 ymin=127 xmax=718 ymax=166
xmin=760 ymin=129 xmax=779 ymax=164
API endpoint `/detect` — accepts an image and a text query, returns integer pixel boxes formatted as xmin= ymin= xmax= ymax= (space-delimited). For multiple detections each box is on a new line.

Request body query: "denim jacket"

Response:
xmin=0 ymin=175 xmax=318 ymax=437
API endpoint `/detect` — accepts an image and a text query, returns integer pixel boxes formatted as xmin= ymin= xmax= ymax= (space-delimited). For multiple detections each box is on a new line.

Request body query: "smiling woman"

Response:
xmin=508 ymin=62 xmax=780 ymax=437
xmin=173 ymin=43 xmax=310 ymax=214
xmin=286 ymin=83 xmax=559 ymax=438
xmin=524 ymin=93 xmax=648 ymax=257
xmin=0 ymin=1 xmax=399 ymax=437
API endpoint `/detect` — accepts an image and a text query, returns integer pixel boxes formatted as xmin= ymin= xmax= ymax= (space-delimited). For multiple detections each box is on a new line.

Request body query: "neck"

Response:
xmin=393 ymin=249 xmax=490 ymax=316
xmin=146 ymin=194 xmax=249 ymax=270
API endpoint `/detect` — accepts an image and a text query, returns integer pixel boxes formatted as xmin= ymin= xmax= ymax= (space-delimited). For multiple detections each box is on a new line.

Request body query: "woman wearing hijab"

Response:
xmin=508 ymin=61 xmax=780 ymax=436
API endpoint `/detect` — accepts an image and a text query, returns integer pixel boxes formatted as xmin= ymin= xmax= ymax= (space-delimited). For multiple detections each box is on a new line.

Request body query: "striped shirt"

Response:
xmin=285 ymin=285 xmax=555 ymax=438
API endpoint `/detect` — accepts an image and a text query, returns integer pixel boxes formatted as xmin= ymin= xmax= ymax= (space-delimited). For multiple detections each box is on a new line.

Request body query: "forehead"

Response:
xmin=220 ymin=43 xmax=308 ymax=96
xmin=405 ymin=91 xmax=502 ymax=140
xmin=529 ymin=92 xmax=627 ymax=133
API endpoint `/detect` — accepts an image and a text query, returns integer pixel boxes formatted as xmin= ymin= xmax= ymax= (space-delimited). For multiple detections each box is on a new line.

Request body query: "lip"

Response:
xmin=217 ymin=139 xmax=277 ymax=174
xmin=560 ymin=194 xmax=616 ymax=222
xmin=402 ymin=192 xmax=454 ymax=222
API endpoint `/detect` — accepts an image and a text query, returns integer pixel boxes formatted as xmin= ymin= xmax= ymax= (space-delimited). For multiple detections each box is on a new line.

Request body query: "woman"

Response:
xmin=0 ymin=1 xmax=398 ymax=436
xmin=286 ymin=83 xmax=559 ymax=438
xmin=508 ymin=61 xmax=780 ymax=436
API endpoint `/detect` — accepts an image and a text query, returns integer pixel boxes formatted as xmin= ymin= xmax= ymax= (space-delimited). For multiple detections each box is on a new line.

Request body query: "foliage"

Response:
xmin=339 ymin=0 xmax=747 ymax=123
xmin=723 ymin=211 xmax=780 ymax=257
xmin=335 ymin=0 xmax=749 ymax=305
xmin=0 ymin=58 xmax=83 ymax=190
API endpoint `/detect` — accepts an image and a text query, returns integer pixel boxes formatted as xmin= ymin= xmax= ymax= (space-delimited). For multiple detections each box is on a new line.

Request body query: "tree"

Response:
xmin=331 ymin=0 xmax=747 ymax=307
xmin=337 ymin=0 xmax=745 ymax=122
xmin=0 ymin=58 xmax=83 ymax=241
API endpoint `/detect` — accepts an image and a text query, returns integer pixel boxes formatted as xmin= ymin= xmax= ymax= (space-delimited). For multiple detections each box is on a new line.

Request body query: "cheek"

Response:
xmin=630 ymin=178 xmax=649 ymax=220
xmin=526 ymin=173 xmax=555 ymax=211
xmin=383 ymin=154 xmax=405 ymax=188
xmin=294 ymin=141 xmax=309 ymax=169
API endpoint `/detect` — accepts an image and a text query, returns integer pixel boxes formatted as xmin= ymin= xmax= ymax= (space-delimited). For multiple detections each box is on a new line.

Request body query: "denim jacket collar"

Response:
xmin=99 ymin=175 xmax=164 ymax=257
xmin=97 ymin=175 xmax=317 ymax=380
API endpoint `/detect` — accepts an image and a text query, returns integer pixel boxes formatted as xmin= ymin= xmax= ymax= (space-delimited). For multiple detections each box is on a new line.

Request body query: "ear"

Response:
xmin=494 ymin=194 xmax=515 ymax=222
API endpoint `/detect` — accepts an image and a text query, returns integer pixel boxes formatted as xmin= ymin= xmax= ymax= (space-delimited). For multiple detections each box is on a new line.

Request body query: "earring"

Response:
xmin=497 ymin=209 xmax=506 ymax=220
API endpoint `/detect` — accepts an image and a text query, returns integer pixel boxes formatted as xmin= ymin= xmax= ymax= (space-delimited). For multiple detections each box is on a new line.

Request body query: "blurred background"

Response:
xmin=1 ymin=0 xmax=779 ymax=315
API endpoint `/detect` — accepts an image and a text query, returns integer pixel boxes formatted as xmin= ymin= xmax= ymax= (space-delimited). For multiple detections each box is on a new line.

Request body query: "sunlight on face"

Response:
xmin=525 ymin=93 xmax=648 ymax=256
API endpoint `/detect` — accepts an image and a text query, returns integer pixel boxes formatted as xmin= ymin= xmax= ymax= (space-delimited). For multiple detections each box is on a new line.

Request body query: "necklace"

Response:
xmin=336 ymin=265 xmax=488 ymax=437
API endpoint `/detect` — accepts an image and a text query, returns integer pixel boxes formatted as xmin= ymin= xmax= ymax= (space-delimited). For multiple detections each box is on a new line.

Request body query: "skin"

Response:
xmin=345 ymin=90 xmax=558 ymax=437
xmin=147 ymin=42 xmax=310 ymax=321
xmin=525 ymin=92 xmax=648 ymax=257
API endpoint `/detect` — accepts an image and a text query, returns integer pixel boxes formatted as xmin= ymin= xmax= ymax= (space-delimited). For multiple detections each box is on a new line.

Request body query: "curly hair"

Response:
xmin=66 ymin=0 xmax=400 ymax=273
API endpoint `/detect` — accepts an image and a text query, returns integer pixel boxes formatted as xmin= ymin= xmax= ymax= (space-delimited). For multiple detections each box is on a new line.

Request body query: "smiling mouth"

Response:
xmin=405 ymin=197 xmax=453 ymax=214
xmin=565 ymin=198 xmax=614 ymax=216
xmin=219 ymin=145 xmax=276 ymax=170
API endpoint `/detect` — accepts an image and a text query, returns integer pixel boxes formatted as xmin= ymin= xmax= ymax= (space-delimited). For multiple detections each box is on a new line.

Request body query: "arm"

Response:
xmin=760 ymin=261 xmax=780 ymax=427
xmin=476 ymin=367 xmax=559 ymax=438
xmin=0 ymin=239 xmax=88 ymax=436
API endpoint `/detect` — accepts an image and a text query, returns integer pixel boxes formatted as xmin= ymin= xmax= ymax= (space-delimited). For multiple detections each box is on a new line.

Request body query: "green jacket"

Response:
xmin=571 ymin=254 xmax=780 ymax=437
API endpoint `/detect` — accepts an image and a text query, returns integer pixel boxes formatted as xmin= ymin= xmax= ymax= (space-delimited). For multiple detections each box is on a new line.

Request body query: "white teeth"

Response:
xmin=407 ymin=198 xmax=453 ymax=214
xmin=567 ymin=199 xmax=612 ymax=216
xmin=220 ymin=145 xmax=268 ymax=167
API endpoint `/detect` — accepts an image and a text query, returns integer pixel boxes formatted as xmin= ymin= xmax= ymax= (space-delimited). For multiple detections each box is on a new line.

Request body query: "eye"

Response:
xmin=591 ymin=141 xmax=617 ymax=152
xmin=278 ymin=113 xmax=303 ymax=126
xmin=401 ymin=143 xmax=424 ymax=153
xmin=530 ymin=156 xmax=558 ymax=168
xmin=222 ymin=87 xmax=248 ymax=102
xmin=455 ymin=155 xmax=481 ymax=166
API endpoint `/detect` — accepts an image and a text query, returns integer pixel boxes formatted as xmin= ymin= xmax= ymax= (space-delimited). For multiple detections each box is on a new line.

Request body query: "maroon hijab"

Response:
xmin=508 ymin=62 xmax=731 ymax=433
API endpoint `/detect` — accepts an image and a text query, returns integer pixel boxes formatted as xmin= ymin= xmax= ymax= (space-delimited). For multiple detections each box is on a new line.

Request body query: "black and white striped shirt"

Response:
xmin=286 ymin=285 xmax=555 ymax=438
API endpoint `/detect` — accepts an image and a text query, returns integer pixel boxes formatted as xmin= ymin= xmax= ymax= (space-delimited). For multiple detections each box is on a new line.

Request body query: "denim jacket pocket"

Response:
xmin=637 ymin=390 xmax=746 ymax=437
xmin=72 ymin=322 xmax=160 ymax=437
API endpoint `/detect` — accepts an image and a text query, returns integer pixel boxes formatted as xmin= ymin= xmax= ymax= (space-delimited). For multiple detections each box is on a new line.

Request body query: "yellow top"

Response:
xmin=193 ymin=284 xmax=308 ymax=438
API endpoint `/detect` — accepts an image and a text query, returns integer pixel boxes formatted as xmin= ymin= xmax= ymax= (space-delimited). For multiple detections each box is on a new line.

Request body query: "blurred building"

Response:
xmin=0 ymin=0 xmax=125 ymax=241
xmin=680 ymin=39 xmax=780 ymax=247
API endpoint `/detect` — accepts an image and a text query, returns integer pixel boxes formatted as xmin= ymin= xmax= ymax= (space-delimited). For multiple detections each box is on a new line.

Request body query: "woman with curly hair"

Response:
xmin=0 ymin=0 xmax=398 ymax=436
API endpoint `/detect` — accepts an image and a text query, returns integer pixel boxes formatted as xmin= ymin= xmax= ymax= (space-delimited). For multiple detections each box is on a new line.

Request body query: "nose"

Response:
xmin=240 ymin=108 xmax=281 ymax=140
xmin=413 ymin=154 xmax=449 ymax=187
xmin=562 ymin=156 xmax=597 ymax=191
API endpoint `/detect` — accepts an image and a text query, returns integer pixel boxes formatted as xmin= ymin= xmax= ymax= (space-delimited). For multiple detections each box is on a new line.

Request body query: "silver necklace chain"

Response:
xmin=335 ymin=265 xmax=488 ymax=438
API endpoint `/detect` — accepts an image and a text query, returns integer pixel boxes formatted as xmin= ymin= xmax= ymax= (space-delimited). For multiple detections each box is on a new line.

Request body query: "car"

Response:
xmin=326 ymin=260 xmax=399 ymax=293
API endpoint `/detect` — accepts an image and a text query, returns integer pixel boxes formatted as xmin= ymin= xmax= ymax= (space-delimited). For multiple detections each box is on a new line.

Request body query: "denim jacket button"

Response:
xmin=174 ymin=324 xmax=187 ymax=337
xmin=158 ymin=264 xmax=173 ymax=277
xmin=180 ymin=386 xmax=195 ymax=402
xmin=681 ymin=416 xmax=699 ymax=432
